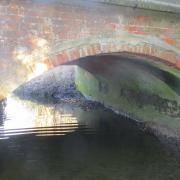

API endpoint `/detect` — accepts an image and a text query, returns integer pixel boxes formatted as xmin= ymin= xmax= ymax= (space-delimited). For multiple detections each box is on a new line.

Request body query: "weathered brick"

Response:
xmin=56 ymin=52 xmax=69 ymax=64
xmin=0 ymin=0 xmax=180 ymax=99
xmin=69 ymin=48 xmax=80 ymax=60
xmin=176 ymin=60 xmax=180 ymax=69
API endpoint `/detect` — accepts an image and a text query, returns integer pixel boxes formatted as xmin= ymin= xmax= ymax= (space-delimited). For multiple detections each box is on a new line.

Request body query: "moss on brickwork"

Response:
xmin=75 ymin=58 xmax=180 ymax=132
xmin=156 ymin=63 xmax=180 ymax=79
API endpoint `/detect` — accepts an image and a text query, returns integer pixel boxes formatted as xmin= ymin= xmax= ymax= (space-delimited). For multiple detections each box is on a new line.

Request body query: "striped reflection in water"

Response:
xmin=0 ymin=95 xmax=82 ymax=138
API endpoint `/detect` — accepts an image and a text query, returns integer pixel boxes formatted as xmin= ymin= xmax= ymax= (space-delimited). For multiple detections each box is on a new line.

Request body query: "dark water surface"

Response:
xmin=0 ymin=96 xmax=180 ymax=180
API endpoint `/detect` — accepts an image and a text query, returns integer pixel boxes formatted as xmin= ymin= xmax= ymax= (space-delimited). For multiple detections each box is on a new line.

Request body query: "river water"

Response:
xmin=0 ymin=96 xmax=180 ymax=180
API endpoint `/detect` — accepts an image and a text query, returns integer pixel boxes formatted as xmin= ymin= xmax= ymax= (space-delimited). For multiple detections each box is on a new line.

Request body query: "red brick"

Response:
xmin=56 ymin=52 xmax=69 ymax=65
xmin=176 ymin=60 xmax=180 ymax=69
xmin=69 ymin=48 xmax=80 ymax=60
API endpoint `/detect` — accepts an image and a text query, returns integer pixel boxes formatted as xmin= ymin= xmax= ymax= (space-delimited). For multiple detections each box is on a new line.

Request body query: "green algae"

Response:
xmin=75 ymin=59 xmax=180 ymax=132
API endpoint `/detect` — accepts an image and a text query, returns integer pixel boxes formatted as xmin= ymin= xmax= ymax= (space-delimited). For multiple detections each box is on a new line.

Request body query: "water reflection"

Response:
xmin=0 ymin=100 xmax=5 ymax=127
xmin=0 ymin=96 xmax=180 ymax=180
xmin=0 ymin=96 xmax=81 ymax=138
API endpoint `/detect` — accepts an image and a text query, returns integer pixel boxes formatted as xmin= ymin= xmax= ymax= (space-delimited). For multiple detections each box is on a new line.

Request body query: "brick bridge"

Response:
xmin=0 ymin=0 xmax=180 ymax=99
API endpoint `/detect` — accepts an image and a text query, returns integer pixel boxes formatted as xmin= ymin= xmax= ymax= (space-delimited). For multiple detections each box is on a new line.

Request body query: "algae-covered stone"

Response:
xmin=75 ymin=55 xmax=180 ymax=133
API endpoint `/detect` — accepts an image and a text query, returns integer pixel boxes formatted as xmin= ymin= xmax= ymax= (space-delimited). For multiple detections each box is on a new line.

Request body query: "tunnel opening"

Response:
xmin=9 ymin=52 xmax=180 ymax=138
xmin=1 ymin=52 xmax=180 ymax=179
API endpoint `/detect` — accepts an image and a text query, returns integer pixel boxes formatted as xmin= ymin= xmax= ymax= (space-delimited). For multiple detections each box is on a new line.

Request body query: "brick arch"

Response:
xmin=50 ymin=39 xmax=180 ymax=70
xmin=1 ymin=35 xmax=180 ymax=100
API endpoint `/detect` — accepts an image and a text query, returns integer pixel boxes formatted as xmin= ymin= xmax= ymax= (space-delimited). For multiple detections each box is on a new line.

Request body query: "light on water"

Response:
xmin=0 ymin=95 xmax=180 ymax=180
xmin=1 ymin=96 xmax=78 ymax=138
xmin=4 ymin=97 xmax=35 ymax=130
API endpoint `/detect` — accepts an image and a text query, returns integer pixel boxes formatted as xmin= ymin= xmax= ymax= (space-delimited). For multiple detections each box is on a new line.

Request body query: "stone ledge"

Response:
xmin=96 ymin=0 xmax=180 ymax=14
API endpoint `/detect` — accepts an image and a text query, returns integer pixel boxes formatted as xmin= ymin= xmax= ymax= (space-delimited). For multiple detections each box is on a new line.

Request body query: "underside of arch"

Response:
xmin=0 ymin=33 xmax=180 ymax=100
xmin=73 ymin=53 xmax=180 ymax=136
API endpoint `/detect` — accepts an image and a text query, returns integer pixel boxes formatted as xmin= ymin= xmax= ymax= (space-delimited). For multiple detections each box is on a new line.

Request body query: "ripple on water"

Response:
xmin=0 ymin=96 xmax=180 ymax=180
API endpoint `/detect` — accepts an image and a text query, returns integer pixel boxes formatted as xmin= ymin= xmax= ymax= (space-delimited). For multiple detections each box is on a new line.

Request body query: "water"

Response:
xmin=0 ymin=96 xmax=180 ymax=180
